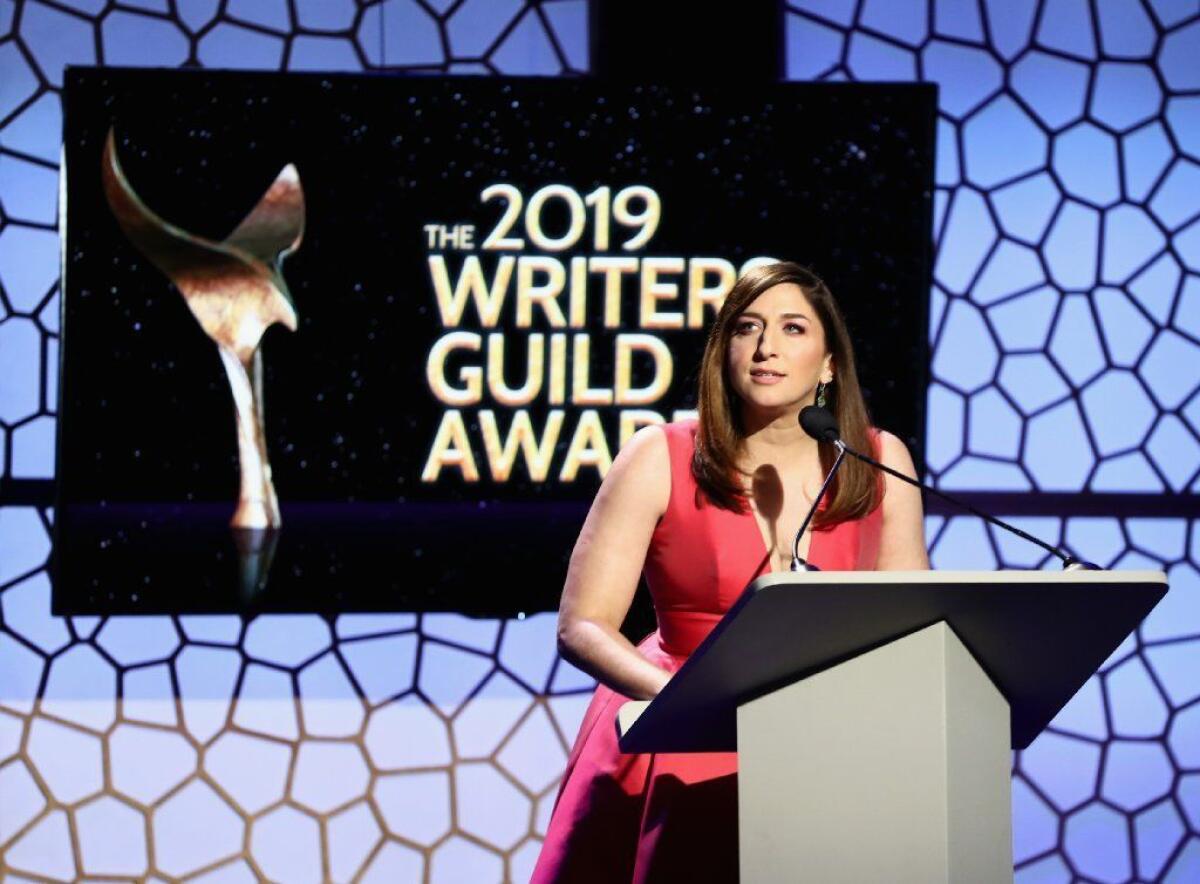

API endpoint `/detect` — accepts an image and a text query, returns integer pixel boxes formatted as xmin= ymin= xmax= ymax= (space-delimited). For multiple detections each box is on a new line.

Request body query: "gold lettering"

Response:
xmin=639 ymin=257 xmax=685 ymax=329
xmin=426 ymin=332 xmax=482 ymax=405
xmin=688 ymin=257 xmax=736 ymax=327
xmin=428 ymin=255 xmax=514 ymax=327
xmin=614 ymin=333 xmax=673 ymax=405
xmin=479 ymin=409 xmax=564 ymax=481
xmin=516 ymin=256 xmax=567 ymax=328
xmin=421 ymin=410 xmax=479 ymax=481
xmin=568 ymin=255 xmax=588 ymax=328
xmin=560 ymin=409 xmax=612 ymax=481
xmin=548 ymin=333 xmax=567 ymax=405
xmin=571 ymin=334 xmax=613 ymax=405
xmin=589 ymin=256 xmax=638 ymax=328
xmin=486 ymin=333 xmax=544 ymax=406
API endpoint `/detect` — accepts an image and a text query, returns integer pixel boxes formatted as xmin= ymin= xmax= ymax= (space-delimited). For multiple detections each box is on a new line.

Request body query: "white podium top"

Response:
xmin=618 ymin=569 xmax=1168 ymax=753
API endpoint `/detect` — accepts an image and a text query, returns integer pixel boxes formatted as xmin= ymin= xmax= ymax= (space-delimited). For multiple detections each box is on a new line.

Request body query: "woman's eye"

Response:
xmin=735 ymin=321 xmax=758 ymax=334
xmin=785 ymin=323 xmax=805 ymax=333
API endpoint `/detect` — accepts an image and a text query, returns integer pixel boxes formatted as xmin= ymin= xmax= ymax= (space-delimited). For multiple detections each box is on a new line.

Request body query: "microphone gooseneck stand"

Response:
xmin=792 ymin=406 xmax=1099 ymax=572
xmin=789 ymin=444 xmax=846 ymax=572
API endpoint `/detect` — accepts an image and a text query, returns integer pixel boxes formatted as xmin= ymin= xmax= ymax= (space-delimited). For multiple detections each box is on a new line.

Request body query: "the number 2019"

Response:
xmin=480 ymin=184 xmax=661 ymax=252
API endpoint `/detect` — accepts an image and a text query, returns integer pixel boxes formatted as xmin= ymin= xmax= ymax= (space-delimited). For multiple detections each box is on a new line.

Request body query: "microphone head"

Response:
xmin=799 ymin=406 xmax=840 ymax=443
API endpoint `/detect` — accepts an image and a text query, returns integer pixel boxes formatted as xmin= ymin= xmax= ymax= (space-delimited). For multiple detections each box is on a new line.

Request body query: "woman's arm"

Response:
xmin=556 ymin=425 xmax=673 ymax=700
xmin=874 ymin=430 xmax=931 ymax=570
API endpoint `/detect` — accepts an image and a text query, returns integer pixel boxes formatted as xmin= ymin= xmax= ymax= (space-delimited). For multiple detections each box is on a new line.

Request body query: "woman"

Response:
xmin=531 ymin=262 xmax=929 ymax=882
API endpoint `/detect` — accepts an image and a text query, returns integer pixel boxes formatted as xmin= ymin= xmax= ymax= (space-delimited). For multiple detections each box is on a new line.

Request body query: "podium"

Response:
xmin=616 ymin=569 xmax=1168 ymax=883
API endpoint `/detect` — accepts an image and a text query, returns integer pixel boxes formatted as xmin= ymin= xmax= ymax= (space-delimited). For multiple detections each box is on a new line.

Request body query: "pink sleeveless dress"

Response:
xmin=531 ymin=420 xmax=884 ymax=883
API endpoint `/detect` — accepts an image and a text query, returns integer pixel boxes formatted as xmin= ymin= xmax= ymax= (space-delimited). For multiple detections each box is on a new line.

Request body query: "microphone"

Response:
xmin=797 ymin=406 xmax=1099 ymax=572
xmin=787 ymin=410 xmax=848 ymax=571
xmin=800 ymin=406 xmax=840 ymax=444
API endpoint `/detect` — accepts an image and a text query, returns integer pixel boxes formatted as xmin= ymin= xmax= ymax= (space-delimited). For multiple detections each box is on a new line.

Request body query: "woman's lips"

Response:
xmin=750 ymin=370 xmax=786 ymax=385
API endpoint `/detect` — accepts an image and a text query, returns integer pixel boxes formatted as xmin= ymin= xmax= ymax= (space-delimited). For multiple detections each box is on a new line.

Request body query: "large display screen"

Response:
xmin=56 ymin=70 xmax=935 ymax=614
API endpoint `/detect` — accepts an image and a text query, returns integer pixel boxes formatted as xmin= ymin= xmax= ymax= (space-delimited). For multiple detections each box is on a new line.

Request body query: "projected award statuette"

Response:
xmin=100 ymin=130 xmax=303 ymax=531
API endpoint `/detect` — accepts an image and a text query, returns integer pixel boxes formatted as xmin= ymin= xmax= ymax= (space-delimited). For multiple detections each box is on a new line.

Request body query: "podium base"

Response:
xmin=736 ymin=621 xmax=1013 ymax=883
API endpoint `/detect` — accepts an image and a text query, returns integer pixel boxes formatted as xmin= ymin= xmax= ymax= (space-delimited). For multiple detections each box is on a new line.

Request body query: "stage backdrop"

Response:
xmin=0 ymin=1 xmax=1198 ymax=882
xmin=56 ymin=70 xmax=932 ymax=614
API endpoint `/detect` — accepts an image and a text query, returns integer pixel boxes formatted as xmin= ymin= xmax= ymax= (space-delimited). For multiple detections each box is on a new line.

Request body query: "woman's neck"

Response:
xmin=738 ymin=407 xmax=820 ymax=469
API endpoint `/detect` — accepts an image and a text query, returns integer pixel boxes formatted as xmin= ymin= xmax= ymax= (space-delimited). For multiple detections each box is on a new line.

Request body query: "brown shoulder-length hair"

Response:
xmin=692 ymin=261 xmax=880 ymax=528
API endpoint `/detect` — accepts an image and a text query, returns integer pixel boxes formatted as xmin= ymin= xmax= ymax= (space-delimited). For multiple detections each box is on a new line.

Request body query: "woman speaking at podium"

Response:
xmin=531 ymin=262 xmax=930 ymax=882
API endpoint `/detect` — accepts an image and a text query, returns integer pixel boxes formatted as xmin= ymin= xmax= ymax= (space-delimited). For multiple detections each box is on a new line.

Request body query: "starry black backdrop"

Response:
xmin=56 ymin=69 xmax=934 ymax=614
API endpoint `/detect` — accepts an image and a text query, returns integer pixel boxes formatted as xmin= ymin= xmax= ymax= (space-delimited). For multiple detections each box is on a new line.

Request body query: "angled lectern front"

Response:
xmin=616 ymin=570 xmax=1168 ymax=884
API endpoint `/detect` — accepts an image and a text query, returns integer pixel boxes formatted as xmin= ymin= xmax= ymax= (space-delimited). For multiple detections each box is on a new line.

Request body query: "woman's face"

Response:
xmin=726 ymin=283 xmax=833 ymax=417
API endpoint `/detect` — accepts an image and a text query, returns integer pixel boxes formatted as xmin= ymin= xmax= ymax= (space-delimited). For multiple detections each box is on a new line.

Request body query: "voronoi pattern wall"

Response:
xmin=0 ymin=1 xmax=591 ymax=881
xmin=2 ymin=511 xmax=1197 ymax=881
xmin=783 ymin=1 xmax=1200 ymax=881
xmin=786 ymin=0 xmax=1200 ymax=494
xmin=3 ymin=0 xmax=1199 ymax=881
xmin=0 ymin=0 xmax=587 ymax=485
xmin=1 ymin=505 xmax=594 ymax=880
xmin=925 ymin=514 xmax=1200 ymax=882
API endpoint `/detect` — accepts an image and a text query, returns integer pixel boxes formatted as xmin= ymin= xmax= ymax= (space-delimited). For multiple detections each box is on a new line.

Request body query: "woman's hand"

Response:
xmin=556 ymin=425 xmax=673 ymax=700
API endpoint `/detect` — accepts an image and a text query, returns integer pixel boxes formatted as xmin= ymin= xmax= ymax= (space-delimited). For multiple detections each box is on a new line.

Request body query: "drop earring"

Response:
xmin=816 ymin=381 xmax=827 ymax=409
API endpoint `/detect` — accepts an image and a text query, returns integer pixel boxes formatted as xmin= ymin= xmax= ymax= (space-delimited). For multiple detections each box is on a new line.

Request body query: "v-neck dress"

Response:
xmin=531 ymin=419 xmax=884 ymax=883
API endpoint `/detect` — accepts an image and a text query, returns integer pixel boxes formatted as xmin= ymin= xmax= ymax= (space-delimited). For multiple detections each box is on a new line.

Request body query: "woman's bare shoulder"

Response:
xmin=573 ymin=419 xmax=676 ymax=551
xmin=609 ymin=419 xmax=676 ymax=489
xmin=872 ymin=428 xmax=929 ymax=568
xmin=872 ymin=428 xmax=918 ymax=475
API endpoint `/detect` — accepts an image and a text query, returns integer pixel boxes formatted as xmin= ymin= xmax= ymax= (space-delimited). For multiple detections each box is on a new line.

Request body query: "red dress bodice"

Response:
xmin=532 ymin=420 xmax=884 ymax=883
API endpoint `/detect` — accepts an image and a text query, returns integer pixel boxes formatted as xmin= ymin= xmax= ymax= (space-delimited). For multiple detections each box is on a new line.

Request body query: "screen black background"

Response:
xmin=57 ymin=69 xmax=934 ymax=615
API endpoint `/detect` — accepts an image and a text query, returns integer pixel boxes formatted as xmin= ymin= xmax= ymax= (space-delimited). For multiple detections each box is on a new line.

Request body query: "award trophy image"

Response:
xmin=101 ymin=130 xmax=304 ymax=594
